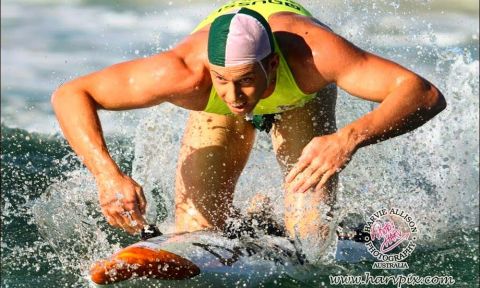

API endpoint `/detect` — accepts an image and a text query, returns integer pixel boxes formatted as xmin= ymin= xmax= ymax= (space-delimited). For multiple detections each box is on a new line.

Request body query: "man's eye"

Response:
xmin=215 ymin=76 xmax=227 ymax=82
xmin=239 ymin=77 xmax=254 ymax=84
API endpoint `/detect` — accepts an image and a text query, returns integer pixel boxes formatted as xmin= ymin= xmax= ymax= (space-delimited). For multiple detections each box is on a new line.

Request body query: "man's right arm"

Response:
xmin=51 ymin=42 xmax=208 ymax=233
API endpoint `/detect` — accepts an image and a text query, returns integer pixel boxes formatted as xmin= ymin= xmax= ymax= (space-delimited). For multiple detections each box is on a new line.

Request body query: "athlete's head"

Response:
xmin=208 ymin=8 xmax=279 ymax=115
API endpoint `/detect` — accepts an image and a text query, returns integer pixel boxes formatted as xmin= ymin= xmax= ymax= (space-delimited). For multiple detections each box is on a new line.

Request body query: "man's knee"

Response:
xmin=174 ymin=111 xmax=256 ymax=231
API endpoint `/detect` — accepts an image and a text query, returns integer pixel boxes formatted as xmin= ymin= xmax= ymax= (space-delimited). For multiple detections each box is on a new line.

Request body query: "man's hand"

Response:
xmin=285 ymin=132 xmax=356 ymax=193
xmin=96 ymin=174 xmax=147 ymax=234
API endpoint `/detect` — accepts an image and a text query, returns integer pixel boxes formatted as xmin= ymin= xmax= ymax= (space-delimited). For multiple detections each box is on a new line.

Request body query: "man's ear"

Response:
xmin=269 ymin=53 xmax=280 ymax=72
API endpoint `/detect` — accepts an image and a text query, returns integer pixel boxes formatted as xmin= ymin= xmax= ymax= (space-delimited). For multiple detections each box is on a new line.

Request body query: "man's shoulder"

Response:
xmin=269 ymin=12 xmax=332 ymax=35
xmin=269 ymin=13 xmax=334 ymax=93
xmin=269 ymin=12 xmax=334 ymax=61
xmin=168 ymin=30 xmax=211 ymax=87
xmin=153 ymin=30 xmax=211 ymax=110
xmin=173 ymin=29 xmax=209 ymax=64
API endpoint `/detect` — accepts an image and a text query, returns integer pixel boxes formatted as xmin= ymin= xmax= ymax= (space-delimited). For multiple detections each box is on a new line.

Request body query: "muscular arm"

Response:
xmin=51 ymin=37 xmax=208 ymax=232
xmin=52 ymin=50 xmax=204 ymax=177
xmin=309 ymin=23 xmax=446 ymax=148
xmin=285 ymin=16 xmax=446 ymax=193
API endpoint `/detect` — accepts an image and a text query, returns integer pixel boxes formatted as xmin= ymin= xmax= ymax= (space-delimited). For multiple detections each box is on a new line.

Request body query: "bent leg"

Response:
xmin=175 ymin=111 xmax=255 ymax=233
xmin=271 ymin=85 xmax=338 ymax=246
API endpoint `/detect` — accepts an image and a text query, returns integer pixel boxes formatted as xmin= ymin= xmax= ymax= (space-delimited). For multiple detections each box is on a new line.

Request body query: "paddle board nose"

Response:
xmin=90 ymin=245 xmax=200 ymax=285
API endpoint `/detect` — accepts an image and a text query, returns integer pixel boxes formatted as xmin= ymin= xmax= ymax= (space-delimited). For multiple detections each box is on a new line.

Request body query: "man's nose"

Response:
xmin=224 ymin=83 xmax=243 ymax=103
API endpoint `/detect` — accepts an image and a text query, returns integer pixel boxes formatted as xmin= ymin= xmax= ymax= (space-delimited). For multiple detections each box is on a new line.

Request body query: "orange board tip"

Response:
xmin=90 ymin=246 xmax=200 ymax=285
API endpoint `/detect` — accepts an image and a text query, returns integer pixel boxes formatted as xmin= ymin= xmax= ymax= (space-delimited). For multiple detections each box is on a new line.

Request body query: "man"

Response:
xmin=51 ymin=0 xmax=445 ymax=250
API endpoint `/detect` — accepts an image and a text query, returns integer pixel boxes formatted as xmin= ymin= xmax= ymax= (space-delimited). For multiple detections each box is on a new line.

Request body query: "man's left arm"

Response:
xmin=286 ymin=22 xmax=446 ymax=193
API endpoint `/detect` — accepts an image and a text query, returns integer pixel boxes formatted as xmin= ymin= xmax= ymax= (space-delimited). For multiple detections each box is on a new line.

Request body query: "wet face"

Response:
xmin=209 ymin=55 xmax=278 ymax=115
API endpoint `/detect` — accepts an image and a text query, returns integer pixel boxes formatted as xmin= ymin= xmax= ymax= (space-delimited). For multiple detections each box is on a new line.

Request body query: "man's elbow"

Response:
xmin=51 ymin=85 xmax=64 ymax=108
xmin=424 ymin=84 xmax=447 ymax=115
xmin=410 ymin=75 xmax=446 ymax=115
xmin=51 ymin=85 xmax=69 ymax=113
xmin=51 ymin=82 xmax=95 ymax=113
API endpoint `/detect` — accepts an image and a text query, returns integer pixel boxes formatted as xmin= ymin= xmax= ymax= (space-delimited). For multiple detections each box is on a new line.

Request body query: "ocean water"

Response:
xmin=1 ymin=0 xmax=479 ymax=287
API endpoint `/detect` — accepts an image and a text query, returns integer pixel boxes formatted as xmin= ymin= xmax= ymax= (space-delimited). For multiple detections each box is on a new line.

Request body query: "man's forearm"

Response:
xmin=51 ymin=86 xmax=121 ymax=179
xmin=339 ymin=77 xmax=446 ymax=150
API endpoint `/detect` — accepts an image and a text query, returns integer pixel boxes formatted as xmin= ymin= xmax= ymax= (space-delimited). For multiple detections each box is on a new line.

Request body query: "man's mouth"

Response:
xmin=230 ymin=102 xmax=247 ymax=109
xmin=228 ymin=102 xmax=250 ymax=114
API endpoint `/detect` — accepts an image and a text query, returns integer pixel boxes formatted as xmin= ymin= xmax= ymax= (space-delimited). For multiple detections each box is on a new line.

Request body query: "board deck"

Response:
xmin=90 ymin=230 xmax=373 ymax=285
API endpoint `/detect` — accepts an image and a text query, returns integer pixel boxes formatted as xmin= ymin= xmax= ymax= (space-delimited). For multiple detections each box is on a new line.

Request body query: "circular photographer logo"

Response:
xmin=364 ymin=208 xmax=418 ymax=269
